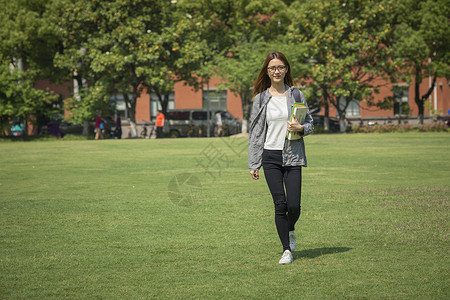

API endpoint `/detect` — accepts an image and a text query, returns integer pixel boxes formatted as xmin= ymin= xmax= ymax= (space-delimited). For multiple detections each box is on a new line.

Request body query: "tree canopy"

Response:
xmin=0 ymin=0 xmax=448 ymax=135
xmin=390 ymin=0 xmax=450 ymax=123
xmin=0 ymin=0 xmax=62 ymax=135
xmin=52 ymin=0 xmax=210 ymax=135
xmin=288 ymin=0 xmax=397 ymax=131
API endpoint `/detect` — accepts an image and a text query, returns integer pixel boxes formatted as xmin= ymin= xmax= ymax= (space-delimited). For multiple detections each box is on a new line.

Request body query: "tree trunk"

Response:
xmin=123 ymin=92 xmax=137 ymax=137
xmin=240 ymin=89 xmax=252 ymax=133
xmin=23 ymin=119 xmax=28 ymax=137
xmin=416 ymin=94 xmax=425 ymax=125
xmin=82 ymin=121 xmax=89 ymax=136
xmin=324 ymin=101 xmax=330 ymax=132
xmin=241 ymin=120 xmax=248 ymax=134
xmin=161 ymin=94 xmax=169 ymax=116
xmin=153 ymin=92 xmax=169 ymax=116
xmin=338 ymin=114 xmax=347 ymax=133
xmin=73 ymin=73 xmax=89 ymax=135
xmin=0 ymin=116 xmax=8 ymax=136
xmin=322 ymin=87 xmax=330 ymax=131
xmin=414 ymin=67 xmax=436 ymax=125
xmin=414 ymin=76 xmax=424 ymax=125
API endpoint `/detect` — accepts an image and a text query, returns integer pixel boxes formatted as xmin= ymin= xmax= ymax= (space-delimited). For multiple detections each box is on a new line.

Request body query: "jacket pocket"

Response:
xmin=284 ymin=139 xmax=306 ymax=166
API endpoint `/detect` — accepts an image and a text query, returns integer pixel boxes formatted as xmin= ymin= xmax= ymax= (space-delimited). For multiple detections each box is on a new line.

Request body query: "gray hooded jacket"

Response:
xmin=248 ymin=85 xmax=314 ymax=170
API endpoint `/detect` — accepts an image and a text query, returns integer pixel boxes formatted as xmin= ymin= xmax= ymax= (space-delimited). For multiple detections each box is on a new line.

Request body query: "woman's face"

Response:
xmin=267 ymin=58 xmax=287 ymax=85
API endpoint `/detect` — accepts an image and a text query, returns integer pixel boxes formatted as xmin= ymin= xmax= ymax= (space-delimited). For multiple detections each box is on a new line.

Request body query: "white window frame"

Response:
xmin=150 ymin=92 xmax=175 ymax=120
xmin=203 ymin=89 xmax=227 ymax=112
xmin=393 ymin=85 xmax=409 ymax=116
xmin=337 ymin=97 xmax=360 ymax=117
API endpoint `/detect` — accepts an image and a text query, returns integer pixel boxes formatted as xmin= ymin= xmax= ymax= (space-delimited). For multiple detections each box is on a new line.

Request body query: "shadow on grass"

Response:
xmin=294 ymin=247 xmax=351 ymax=259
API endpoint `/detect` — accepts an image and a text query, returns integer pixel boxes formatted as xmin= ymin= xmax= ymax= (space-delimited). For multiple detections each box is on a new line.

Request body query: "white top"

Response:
xmin=215 ymin=112 xmax=222 ymax=125
xmin=264 ymin=96 xmax=288 ymax=150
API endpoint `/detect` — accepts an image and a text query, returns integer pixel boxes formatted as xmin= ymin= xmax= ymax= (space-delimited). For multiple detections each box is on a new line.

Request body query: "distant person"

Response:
xmin=115 ymin=116 xmax=122 ymax=139
xmin=156 ymin=109 xmax=165 ymax=138
xmin=46 ymin=121 xmax=61 ymax=138
xmin=141 ymin=126 xmax=148 ymax=138
xmin=95 ymin=112 xmax=104 ymax=140
xmin=215 ymin=111 xmax=223 ymax=137
xmin=248 ymin=52 xmax=314 ymax=264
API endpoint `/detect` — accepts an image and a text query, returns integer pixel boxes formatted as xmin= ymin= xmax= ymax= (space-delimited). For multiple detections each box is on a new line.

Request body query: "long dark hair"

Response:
xmin=252 ymin=52 xmax=294 ymax=99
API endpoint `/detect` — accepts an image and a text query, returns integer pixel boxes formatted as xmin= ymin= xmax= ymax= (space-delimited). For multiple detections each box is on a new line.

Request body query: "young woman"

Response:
xmin=248 ymin=52 xmax=314 ymax=264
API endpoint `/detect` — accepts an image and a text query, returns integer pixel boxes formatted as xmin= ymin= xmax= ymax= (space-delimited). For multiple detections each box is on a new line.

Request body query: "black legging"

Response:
xmin=156 ymin=126 xmax=163 ymax=138
xmin=262 ymin=149 xmax=302 ymax=252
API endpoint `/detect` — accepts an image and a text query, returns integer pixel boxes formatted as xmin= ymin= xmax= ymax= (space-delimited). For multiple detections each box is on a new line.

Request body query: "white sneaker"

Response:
xmin=279 ymin=250 xmax=293 ymax=264
xmin=289 ymin=231 xmax=296 ymax=252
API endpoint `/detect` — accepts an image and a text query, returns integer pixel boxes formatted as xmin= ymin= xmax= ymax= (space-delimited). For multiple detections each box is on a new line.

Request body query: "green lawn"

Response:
xmin=0 ymin=133 xmax=449 ymax=299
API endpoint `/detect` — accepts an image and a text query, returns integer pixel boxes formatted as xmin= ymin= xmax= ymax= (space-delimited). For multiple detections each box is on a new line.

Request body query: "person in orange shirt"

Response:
xmin=155 ymin=109 xmax=165 ymax=138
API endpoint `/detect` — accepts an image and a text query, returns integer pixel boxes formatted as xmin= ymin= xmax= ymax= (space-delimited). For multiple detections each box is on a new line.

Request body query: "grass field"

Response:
xmin=0 ymin=133 xmax=449 ymax=299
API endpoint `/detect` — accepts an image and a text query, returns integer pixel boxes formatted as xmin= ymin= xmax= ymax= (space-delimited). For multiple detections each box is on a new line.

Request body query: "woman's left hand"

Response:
xmin=287 ymin=116 xmax=304 ymax=133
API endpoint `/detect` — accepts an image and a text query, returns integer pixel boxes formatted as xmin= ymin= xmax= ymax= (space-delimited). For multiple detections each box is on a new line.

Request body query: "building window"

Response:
xmin=337 ymin=97 xmax=360 ymax=117
xmin=203 ymin=90 xmax=227 ymax=112
xmin=393 ymin=85 xmax=409 ymax=116
xmin=150 ymin=92 xmax=175 ymax=120
xmin=110 ymin=94 xmax=131 ymax=120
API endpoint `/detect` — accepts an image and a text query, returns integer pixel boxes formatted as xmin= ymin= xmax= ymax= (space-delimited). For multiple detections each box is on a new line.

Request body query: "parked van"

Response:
xmin=166 ymin=110 xmax=241 ymax=137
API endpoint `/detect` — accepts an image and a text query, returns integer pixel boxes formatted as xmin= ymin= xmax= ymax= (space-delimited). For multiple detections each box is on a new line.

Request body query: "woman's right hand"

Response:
xmin=250 ymin=170 xmax=259 ymax=180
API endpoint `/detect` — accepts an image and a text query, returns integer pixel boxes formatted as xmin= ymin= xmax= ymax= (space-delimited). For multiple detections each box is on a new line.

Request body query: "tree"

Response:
xmin=0 ymin=0 xmax=66 ymax=81
xmin=391 ymin=0 xmax=450 ymax=124
xmin=213 ymin=35 xmax=309 ymax=132
xmin=52 ymin=0 xmax=206 ymax=136
xmin=0 ymin=0 xmax=63 ymax=135
xmin=214 ymin=37 xmax=270 ymax=132
xmin=179 ymin=0 xmax=291 ymax=46
xmin=288 ymin=0 xmax=397 ymax=132
xmin=142 ymin=2 xmax=213 ymax=117
xmin=0 ymin=60 xmax=60 ymax=135
xmin=180 ymin=0 xmax=291 ymax=132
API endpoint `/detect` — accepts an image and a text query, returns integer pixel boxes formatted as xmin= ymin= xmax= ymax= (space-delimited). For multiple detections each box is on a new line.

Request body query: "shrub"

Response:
xmin=350 ymin=122 xmax=448 ymax=134
xmin=417 ymin=122 xmax=448 ymax=132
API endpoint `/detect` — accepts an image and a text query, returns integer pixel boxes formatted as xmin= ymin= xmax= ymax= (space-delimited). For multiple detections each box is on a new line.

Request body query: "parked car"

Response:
xmin=443 ymin=116 xmax=450 ymax=128
xmin=311 ymin=115 xmax=340 ymax=132
xmin=55 ymin=117 xmax=117 ymax=138
xmin=166 ymin=109 xmax=241 ymax=137
xmin=10 ymin=121 xmax=24 ymax=136
xmin=59 ymin=122 xmax=83 ymax=135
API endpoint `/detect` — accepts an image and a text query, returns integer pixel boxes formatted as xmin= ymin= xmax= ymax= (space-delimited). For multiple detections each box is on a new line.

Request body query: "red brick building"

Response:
xmin=132 ymin=75 xmax=449 ymax=126
xmin=325 ymin=76 xmax=450 ymax=125
xmin=132 ymin=78 xmax=243 ymax=122
xmin=33 ymin=74 xmax=449 ymax=136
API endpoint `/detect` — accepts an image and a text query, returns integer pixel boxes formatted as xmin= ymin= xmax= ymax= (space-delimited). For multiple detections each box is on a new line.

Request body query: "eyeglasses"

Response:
xmin=267 ymin=65 xmax=287 ymax=73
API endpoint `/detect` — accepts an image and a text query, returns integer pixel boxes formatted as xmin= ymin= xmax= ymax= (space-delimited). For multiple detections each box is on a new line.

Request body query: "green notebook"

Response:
xmin=287 ymin=103 xmax=308 ymax=140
